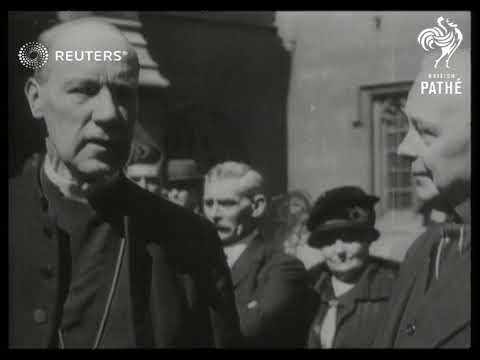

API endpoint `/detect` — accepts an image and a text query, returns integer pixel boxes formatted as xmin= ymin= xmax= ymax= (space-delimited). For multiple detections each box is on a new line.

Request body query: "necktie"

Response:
xmin=320 ymin=299 xmax=339 ymax=348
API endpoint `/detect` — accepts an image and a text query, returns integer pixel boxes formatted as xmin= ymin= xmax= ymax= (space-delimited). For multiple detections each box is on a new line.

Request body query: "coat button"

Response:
xmin=405 ymin=322 xmax=416 ymax=336
xmin=33 ymin=308 xmax=48 ymax=324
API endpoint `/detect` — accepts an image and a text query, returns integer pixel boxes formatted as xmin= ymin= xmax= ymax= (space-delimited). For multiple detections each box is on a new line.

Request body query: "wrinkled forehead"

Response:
xmin=47 ymin=57 xmax=138 ymax=85
xmin=204 ymin=177 xmax=249 ymax=198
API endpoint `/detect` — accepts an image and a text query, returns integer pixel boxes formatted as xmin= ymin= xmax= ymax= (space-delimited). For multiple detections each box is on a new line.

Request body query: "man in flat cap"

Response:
xmin=203 ymin=161 xmax=311 ymax=348
xmin=306 ymin=186 xmax=398 ymax=348
xmin=374 ymin=49 xmax=470 ymax=348
xmin=9 ymin=18 xmax=241 ymax=348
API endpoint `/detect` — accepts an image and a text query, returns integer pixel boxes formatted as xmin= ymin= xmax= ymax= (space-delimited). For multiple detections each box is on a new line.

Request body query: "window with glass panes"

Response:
xmin=380 ymin=95 xmax=414 ymax=211
xmin=361 ymin=82 xmax=414 ymax=216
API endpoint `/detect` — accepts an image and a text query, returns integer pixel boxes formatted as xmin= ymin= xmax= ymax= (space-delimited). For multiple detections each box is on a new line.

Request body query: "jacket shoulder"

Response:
xmin=364 ymin=257 xmax=400 ymax=299
xmin=401 ymin=225 xmax=441 ymax=269
xmin=125 ymin=181 xmax=221 ymax=268
xmin=127 ymin=180 xmax=214 ymax=236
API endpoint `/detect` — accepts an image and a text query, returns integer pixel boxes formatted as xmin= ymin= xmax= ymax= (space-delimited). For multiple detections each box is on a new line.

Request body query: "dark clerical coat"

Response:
xmin=9 ymin=156 xmax=241 ymax=348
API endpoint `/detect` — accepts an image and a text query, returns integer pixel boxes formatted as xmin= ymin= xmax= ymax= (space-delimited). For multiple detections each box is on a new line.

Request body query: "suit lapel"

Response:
xmin=413 ymin=246 xmax=470 ymax=347
xmin=374 ymin=229 xmax=436 ymax=348
xmin=231 ymin=234 xmax=265 ymax=288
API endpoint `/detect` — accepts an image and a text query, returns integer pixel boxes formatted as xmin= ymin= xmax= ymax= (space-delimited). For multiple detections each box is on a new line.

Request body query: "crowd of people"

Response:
xmin=9 ymin=17 xmax=470 ymax=348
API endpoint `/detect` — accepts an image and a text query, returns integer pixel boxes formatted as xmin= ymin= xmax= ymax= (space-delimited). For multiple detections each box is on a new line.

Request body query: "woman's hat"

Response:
xmin=306 ymin=186 xmax=380 ymax=248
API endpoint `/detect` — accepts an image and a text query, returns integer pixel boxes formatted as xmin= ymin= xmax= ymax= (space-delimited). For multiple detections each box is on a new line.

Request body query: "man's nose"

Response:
xmin=397 ymin=129 xmax=418 ymax=158
xmin=211 ymin=203 xmax=222 ymax=220
xmin=93 ymin=87 xmax=118 ymax=124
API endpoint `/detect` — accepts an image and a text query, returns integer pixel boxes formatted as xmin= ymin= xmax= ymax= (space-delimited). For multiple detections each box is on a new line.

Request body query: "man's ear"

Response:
xmin=251 ymin=194 xmax=266 ymax=218
xmin=24 ymin=77 xmax=43 ymax=119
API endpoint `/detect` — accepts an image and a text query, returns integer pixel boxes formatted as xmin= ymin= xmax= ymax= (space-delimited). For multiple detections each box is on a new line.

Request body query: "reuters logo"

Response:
xmin=18 ymin=42 xmax=49 ymax=70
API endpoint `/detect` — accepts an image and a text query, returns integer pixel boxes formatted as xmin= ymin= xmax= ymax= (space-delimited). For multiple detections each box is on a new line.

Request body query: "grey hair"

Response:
xmin=205 ymin=161 xmax=265 ymax=198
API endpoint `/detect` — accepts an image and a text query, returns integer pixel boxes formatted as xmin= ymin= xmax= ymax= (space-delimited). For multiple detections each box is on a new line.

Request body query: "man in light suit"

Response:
xmin=203 ymin=161 xmax=312 ymax=348
xmin=373 ymin=49 xmax=470 ymax=348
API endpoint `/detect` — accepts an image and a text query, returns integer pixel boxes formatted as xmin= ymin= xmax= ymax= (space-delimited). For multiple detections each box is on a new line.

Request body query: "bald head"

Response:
xmin=34 ymin=17 xmax=139 ymax=84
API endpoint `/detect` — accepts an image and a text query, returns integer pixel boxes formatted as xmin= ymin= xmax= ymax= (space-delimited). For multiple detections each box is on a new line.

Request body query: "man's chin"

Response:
xmin=415 ymin=186 xmax=440 ymax=203
xmin=414 ymin=176 xmax=440 ymax=202
xmin=75 ymin=160 xmax=120 ymax=182
xmin=219 ymin=233 xmax=239 ymax=246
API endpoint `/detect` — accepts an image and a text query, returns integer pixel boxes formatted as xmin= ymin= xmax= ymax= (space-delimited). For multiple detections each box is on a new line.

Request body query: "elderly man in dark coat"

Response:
xmin=9 ymin=18 xmax=241 ymax=348
xmin=305 ymin=186 xmax=398 ymax=348
xmin=373 ymin=49 xmax=471 ymax=348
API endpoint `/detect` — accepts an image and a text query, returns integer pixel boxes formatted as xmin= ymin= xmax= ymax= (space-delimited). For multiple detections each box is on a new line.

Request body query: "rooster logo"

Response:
xmin=418 ymin=17 xmax=463 ymax=69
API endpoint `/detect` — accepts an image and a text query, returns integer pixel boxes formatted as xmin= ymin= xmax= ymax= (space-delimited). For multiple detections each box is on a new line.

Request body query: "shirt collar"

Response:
xmin=224 ymin=228 xmax=259 ymax=268
xmin=331 ymin=276 xmax=355 ymax=298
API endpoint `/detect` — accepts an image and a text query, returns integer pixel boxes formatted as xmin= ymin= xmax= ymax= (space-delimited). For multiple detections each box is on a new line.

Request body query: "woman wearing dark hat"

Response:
xmin=305 ymin=186 xmax=398 ymax=348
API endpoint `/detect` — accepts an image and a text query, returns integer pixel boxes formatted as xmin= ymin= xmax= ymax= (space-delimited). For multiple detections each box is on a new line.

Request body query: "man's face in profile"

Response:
xmin=27 ymin=24 xmax=138 ymax=181
xmin=398 ymin=89 xmax=470 ymax=203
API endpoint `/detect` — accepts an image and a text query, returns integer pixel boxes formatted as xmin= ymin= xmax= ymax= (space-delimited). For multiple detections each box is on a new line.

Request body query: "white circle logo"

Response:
xmin=18 ymin=42 xmax=49 ymax=69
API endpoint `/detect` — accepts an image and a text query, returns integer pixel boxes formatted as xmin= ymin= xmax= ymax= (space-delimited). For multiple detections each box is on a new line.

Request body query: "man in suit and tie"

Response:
xmin=203 ymin=161 xmax=312 ymax=348
xmin=373 ymin=48 xmax=470 ymax=348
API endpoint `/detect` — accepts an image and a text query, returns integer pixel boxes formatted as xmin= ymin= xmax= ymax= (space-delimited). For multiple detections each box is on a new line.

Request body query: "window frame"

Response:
xmin=358 ymin=81 xmax=413 ymax=217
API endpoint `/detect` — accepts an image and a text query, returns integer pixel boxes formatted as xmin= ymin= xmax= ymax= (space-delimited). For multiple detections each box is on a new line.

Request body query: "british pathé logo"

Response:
xmin=418 ymin=16 xmax=463 ymax=69
xmin=417 ymin=17 xmax=464 ymax=95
